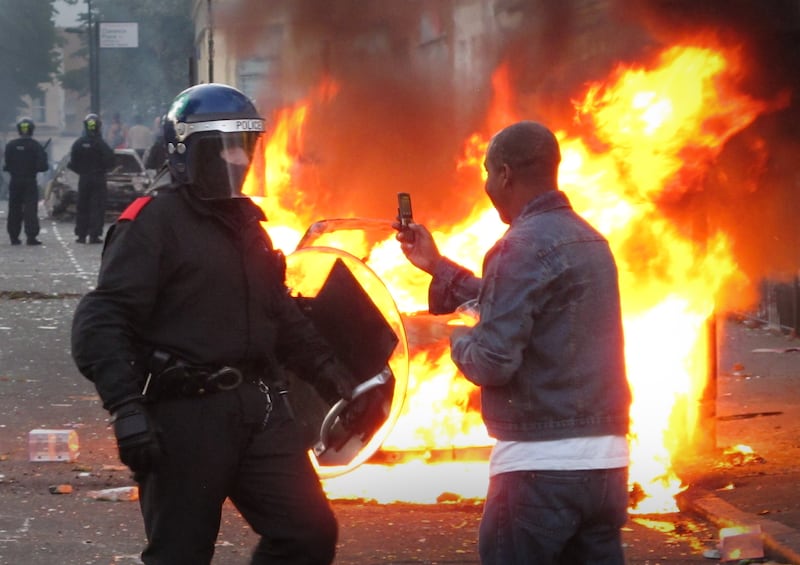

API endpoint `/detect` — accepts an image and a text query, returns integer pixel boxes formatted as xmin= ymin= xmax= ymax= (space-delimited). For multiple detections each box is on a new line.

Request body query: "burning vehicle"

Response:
xmin=43 ymin=148 xmax=154 ymax=222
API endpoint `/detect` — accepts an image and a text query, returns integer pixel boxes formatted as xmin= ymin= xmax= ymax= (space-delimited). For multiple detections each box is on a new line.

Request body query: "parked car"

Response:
xmin=43 ymin=148 xmax=154 ymax=221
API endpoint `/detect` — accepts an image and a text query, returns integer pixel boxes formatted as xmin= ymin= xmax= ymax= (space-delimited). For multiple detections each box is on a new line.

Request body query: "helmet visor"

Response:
xmin=189 ymin=131 xmax=263 ymax=199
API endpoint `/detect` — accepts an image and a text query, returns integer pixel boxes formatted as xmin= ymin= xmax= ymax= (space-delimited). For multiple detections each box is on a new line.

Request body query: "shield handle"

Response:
xmin=313 ymin=366 xmax=394 ymax=457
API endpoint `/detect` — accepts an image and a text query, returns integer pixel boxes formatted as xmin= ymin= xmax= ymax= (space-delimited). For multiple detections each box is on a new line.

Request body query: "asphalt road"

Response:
xmin=0 ymin=204 xmax=790 ymax=564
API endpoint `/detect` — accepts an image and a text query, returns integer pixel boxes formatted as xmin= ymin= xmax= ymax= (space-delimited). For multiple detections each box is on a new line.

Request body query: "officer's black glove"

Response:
xmin=111 ymin=400 xmax=162 ymax=475
xmin=340 ymin=388 xmax=387 ymax=437
xmin=313 ymin=357 xmax=361 ymax=406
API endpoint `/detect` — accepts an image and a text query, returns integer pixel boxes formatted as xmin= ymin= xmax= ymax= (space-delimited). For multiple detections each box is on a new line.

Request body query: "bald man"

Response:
xmin=397 ymin=121 xmax=632 ymax=564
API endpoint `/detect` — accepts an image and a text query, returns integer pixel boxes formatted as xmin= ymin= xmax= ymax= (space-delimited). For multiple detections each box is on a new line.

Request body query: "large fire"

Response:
xmin=244 ymin=43 xmax=784 ymax=512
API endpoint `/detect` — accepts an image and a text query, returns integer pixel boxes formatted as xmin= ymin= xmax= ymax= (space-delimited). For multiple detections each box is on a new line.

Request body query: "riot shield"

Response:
xmin=285 ymin=246 xmax=409 ymax=478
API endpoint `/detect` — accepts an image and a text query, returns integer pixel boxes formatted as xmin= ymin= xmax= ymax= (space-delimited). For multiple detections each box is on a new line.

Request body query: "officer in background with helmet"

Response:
xmin=4 ymin=117 xmax=48 ymax=245
xmin=68 ymin=113 xmax=115 ymax=244
xmin=71 ymin=83 xmax=367 ymax=565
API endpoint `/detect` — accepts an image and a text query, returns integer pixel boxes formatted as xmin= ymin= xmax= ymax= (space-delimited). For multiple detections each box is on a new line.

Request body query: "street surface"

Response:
xmin=0 ymin=202 xmax=796 ymax=564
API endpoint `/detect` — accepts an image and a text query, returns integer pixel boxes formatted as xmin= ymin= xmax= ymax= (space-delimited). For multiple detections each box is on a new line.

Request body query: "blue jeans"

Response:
xmin=478 ymin=467 xmax=628 ymax=565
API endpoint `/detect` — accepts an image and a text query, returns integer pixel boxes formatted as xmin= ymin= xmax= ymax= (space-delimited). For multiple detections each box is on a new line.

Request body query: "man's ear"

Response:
xmin=501 ymin=163 xmax=513 ymax=190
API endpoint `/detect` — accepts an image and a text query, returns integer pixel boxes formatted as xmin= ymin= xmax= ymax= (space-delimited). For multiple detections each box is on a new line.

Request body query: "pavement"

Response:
xmin=677 ymin=315 xmax=800 ymax=564
xmin=0 ymin=199 xmax=799 ymax=563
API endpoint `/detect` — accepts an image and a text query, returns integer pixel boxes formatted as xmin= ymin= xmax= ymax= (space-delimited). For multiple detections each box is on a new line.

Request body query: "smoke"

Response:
xmin=218 ymin=1 xmax=650 ymax=224
xmin=219 ymin=0 xmax=478 ymax=222
xmin=221 ymin=0 xmax=800 ymax=304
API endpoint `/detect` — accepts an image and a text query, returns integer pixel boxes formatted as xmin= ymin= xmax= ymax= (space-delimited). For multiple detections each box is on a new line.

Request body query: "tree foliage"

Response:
xmin=0 ymin=0 xmax=60 ymax=129
xmin=61 ymin=0 xmax=193 ymax=124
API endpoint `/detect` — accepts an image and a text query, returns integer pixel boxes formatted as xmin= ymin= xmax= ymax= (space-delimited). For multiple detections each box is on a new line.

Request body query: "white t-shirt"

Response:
xmin=489 ymin=435 xmax=629 ymax=477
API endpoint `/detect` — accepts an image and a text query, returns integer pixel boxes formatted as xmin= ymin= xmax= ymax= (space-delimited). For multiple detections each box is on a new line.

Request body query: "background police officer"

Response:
xmin=144 ymin=115 xmax=168 ymax=172
xmin=68 ymin=113 xmax=115 ymax=244
xmin=3 ymin=117 xmax=48 ymax=245
xmin=71 ymin=83 xmax=364 ymax=565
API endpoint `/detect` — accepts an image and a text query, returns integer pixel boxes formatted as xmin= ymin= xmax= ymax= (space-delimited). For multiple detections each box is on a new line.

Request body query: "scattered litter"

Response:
xmin=719 ymin=524 xmax=764 ymax=562
xmin=110 ymin=553 xmax=142 ymax=563
xmin=28 ymin=429 xmax=79 ymax=462
xmin=101 ymin=464 xmax=129 ymax=472
xmin=730 ymin=362 xmax=750 ymax=377
xmin=49 ymin=484 xmax=73 ymax=495
xmin=87 ymin=486 xmax=139 ymax=502
xmin=721 ymin=445 xmax=766 ymax=466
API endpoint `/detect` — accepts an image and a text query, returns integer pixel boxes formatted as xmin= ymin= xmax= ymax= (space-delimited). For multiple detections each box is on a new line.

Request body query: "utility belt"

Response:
xmin=142 ymin=350 xmax=265 ymax=400
xmin=140 ymin=350 xmax=296 ymax=429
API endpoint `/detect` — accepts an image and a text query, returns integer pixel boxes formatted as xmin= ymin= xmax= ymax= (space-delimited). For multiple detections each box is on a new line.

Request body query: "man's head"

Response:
xmin=483 ymin=121 xmax=561 ymax=224
xmin=16 ymin=118 xmax=34 ymax=137
xmin=83 ymin=113 xmax=102 ymax=137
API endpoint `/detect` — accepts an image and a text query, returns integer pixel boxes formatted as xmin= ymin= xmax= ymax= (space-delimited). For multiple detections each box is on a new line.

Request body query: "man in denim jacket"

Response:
xmin=397 ymin=121 xmax=631 ymax=564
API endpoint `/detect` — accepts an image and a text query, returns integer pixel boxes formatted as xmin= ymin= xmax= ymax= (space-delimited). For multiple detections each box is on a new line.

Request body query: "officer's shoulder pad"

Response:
xmin=118 ymin=196 xmax=154 ymax=222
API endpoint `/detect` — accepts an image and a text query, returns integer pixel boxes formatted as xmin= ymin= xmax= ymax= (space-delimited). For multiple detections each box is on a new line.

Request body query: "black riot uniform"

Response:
xmin=144 ymin=117 xmax=167 ymax=172
xmin=71 ymin=84 xmax=362 ymax=565
xmin=4 ymin=118 xmax=48 ymax=245
xmin=68 ymin=113 xmax=115 ymax=243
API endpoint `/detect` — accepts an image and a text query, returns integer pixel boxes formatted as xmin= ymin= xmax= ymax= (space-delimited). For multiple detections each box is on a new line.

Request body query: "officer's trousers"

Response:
xmin=7 ymin=177 xmax=39 ymax=241
xmin=75 ymin=175 xmax=107 ymax=239
xmin=137 ymin=380 xmax=338 ymax=565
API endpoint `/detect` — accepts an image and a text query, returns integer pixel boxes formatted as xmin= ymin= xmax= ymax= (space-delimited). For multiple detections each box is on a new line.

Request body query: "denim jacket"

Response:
xmin=429 ymin=190 xmax=631 ymax=441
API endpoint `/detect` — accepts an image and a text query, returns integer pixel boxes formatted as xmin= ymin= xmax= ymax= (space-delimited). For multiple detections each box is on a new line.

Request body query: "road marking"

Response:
xmin=49 ymin=220 xmax=96 ymax=290
xmin=0 ymin=516 xmax=33 ymax=543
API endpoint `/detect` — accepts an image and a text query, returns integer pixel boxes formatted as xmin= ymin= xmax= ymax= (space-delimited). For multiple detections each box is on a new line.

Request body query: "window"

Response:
xmin=30 ymin=95 xmax=46 ymax=123
xmin=114 ymin=153 xmax=144 ymax=174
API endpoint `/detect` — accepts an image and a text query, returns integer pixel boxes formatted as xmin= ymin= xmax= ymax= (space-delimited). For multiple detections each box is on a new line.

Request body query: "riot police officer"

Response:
xmin=71 ymin=83 xmax=364 ymax=565
xmin=68 ymin=113 xmax=115 ymax=243
xmin=143 ymin=115 xmax=168 ymax=172
xmin=3 ymin=117 xmax=48 ymax=245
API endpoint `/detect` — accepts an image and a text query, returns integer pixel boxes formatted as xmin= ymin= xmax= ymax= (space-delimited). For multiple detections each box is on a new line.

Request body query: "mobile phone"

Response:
xmin=396 ymin=192 xmax=415 ymax=242
xmin=397 ymin=192 xmax=413 ymax=227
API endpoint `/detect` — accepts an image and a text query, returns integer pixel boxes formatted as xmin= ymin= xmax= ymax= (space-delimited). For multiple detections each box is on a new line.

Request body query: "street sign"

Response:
xmin=99 ymin=22 xmax=138 ymax=48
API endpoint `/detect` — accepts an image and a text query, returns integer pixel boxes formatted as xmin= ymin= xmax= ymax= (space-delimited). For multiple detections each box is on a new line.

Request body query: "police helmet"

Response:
xmin=163 ymin=83 xmax=264 ymax=199
xmin=83 ymin=113 xmax=102 ymax=136
xmin=17 ymin=118 xmax=35 ymax=136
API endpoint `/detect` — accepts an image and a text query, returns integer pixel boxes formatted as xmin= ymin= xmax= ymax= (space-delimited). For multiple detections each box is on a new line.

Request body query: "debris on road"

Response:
xmin=87 ymin=486 xmax=139 ymax=502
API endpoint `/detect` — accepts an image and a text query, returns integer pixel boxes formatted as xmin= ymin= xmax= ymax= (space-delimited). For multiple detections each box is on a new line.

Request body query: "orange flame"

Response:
xmin=244 ymin=77 xmax=341 ymax=251
xmin=245 ymin=43 xmax=783 ymax=509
